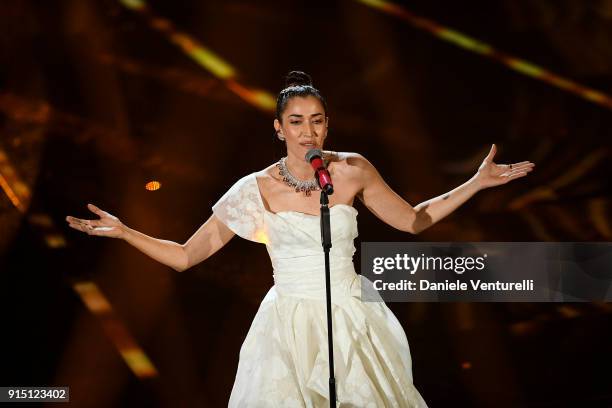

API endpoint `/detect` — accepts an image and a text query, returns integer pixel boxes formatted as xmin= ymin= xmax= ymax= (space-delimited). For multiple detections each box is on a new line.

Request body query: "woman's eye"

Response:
xmin=290 ymin=121 xmax=301 ymax=125
xmin=313 ymin=120 xmax=322 ymax=124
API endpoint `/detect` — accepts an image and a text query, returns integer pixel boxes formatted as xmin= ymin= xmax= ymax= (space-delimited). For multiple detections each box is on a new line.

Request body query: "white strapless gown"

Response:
xmin=212 ymin=173 xmax=427 ymax=408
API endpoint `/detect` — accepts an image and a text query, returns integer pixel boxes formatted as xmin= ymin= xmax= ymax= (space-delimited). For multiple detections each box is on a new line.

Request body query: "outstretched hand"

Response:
xmin=65 ymin=203 xmax=125 ymax=239
xmin=473 ymin=144 xmax=535 ymax=190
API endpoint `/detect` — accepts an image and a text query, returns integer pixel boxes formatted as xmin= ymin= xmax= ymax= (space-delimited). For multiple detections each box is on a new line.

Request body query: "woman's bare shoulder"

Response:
xmin=257 ymin=162 xmax=278 ymax=176
xmin=255 ymin=162 xmax=283 ymax=189
xmin=327 ymin=151 xmax=371 ymax=171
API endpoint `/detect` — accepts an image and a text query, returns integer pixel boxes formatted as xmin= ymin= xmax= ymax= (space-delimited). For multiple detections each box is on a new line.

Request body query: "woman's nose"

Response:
xmin=301 ymin=131 xmax=316 ymax=140
xmin=305 ymin=122 xmax=317 ymax=135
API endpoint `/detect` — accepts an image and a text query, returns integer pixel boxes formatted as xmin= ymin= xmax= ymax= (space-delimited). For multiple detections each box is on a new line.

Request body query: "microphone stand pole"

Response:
xmin=319 ymin=190 xmax=337 ymax=407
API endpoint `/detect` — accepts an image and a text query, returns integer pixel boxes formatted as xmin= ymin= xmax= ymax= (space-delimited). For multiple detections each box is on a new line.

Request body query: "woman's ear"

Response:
xmin=273 ymin=118 xmax=285 ymax=141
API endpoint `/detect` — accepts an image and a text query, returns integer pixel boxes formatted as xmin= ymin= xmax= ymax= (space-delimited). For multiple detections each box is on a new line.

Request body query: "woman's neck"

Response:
xmin=285 ymin=153 xmax=315 ymax=180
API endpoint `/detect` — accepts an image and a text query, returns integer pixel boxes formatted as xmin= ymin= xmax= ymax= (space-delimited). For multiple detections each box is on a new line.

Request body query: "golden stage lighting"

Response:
xmin=145 ymin=180 xmax=161 ymax=191
xmin=73 ymin=281 xmax=159 ymax=378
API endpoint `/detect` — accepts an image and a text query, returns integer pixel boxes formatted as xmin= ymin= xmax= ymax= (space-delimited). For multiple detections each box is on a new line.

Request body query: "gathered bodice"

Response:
xmin=212 ymin=172 xmax=361 ymax=301
xmin=262 ymin=205 xmax=358 ymax=262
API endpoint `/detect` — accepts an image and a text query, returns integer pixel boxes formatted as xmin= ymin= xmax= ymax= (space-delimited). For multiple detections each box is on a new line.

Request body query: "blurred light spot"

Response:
xmin=27 ymin=213 xmax=67 ymax=248
xmin=150 ymin=16 xmax=172 ymax=31
xmin=557 ymin=305 xmax=580 ymax=319
xmin=122 ymin=348 xmax=158 ymax=378
xmin=120 ymin=0 xmax=145 ymax=10
xmin=145 ymin=180 xmax=161 ymax=191
xmin=45 ymin=234 xmax=67 ymax=248
xmin=73 ymin=282 xmax=113 ymax=314
xmin=510 ymin=320 xmax=537 ymax=336
xmin=28 ymin=213 xmax=54 ymax=228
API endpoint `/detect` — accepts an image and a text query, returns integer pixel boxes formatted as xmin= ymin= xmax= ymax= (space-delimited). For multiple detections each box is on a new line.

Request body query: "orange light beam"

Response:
xmin=73 ymin=281 xmax=159 ymax=379
xmin=356 ymin=0 xmax=612 ymax=110
xmin=118 ymin=0 xmax=276 ymax=113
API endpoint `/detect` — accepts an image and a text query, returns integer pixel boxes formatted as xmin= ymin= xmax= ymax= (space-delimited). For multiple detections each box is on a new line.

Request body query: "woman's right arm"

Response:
xmin=66 ymin=203 xmax=235 ymax=272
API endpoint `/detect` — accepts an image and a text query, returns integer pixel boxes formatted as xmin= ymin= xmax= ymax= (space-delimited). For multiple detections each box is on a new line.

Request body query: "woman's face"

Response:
xmin=274 ymin=95 xmax=328 ymax=160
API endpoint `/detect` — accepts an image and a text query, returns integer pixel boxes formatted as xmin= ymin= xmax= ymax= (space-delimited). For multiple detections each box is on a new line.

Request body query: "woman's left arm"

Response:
xmin=353 ymin=144 xmax=534 ymax=234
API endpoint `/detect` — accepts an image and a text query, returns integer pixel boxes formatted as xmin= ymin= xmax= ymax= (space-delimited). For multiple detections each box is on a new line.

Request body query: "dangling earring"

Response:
xmin=277 ymin=131 xmax=285 ymax=141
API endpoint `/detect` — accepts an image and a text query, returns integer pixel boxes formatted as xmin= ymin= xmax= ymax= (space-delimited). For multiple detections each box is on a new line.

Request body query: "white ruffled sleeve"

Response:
xmin=212 ymin=173 xmax=266 ymax=244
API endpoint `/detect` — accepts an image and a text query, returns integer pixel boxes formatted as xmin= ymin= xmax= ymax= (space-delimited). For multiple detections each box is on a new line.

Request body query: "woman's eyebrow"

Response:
xmin=288 ymin=113 xmax=323 ymax=118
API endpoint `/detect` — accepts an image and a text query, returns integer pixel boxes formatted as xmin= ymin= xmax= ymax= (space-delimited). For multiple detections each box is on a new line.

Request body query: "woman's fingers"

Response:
xmin=501 ymin=168 xmax=533 ymax=179
xmin=66 ymin=215 xmax=96 ymax=231
xmin=509 ymin=161 xmax=532 ymax=167
xmin=66 ymin=216 xmax=92 ymax=225
xmin=503 ymin=162 xmax=534 ymax=170
xmin=497 ymin=162 xmax=534 ymax=175
xmin=513 ymin=162 xmax=534 ymax=169
xmin=498 ymin=169 xmax=530 ymax=183
xmin=67 ymin=220 xmax=111 ymax=236
xmin=485 ymin=144 xmax=497 ymax=162
xmin=66 ymin=216 xmax=85 ymax=226
xmin=89 ymin=219 xmax=103 ymax=227
xmin=493 ymin=164 xmax=534 ymax=183
xmin=67 ymin=222 xmax=82 ymax=231
xmin=506 ymin=171 xmax=528 ymax=181
xmin=509 ymin=165 xmax=534 ymax=175
xmin=87 ymin=203 xmax=106 ymax=217
xmin=67 ymin=220 xmax=93 ymax=234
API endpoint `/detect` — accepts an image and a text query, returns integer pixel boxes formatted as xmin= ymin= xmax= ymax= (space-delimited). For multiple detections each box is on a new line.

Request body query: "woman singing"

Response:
xmin=66 ymin=71 xmax=534 ymax=407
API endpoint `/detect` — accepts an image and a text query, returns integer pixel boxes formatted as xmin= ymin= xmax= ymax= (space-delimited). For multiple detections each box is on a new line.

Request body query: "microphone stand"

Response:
xmin=319 ymin=190 xmax=337 ymax=407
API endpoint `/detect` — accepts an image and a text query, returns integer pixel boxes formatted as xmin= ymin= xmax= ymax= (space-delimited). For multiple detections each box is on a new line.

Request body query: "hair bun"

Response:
xmin=285 ymin=71 xmax=313 ymax=88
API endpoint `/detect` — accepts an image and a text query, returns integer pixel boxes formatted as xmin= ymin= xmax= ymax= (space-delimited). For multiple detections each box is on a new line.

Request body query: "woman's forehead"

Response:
xmin=284 ymin=95 xmax=325 ymax=115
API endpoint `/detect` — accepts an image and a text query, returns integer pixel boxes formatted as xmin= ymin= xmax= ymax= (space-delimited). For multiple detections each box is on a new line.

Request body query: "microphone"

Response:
xmin=305 ymin=148 xmax=334 ymax=195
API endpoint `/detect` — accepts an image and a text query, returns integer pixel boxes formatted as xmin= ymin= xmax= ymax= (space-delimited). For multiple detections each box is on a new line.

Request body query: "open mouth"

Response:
xmin=300 ymin=143 xmax=317 ymax=148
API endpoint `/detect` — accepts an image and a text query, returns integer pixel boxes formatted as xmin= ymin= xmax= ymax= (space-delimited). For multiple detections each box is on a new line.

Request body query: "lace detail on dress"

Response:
xmin=212 ymin=173 xmax=266 ymax=243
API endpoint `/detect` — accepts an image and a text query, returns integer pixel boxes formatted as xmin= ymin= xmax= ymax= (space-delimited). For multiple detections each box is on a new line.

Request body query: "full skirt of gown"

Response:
xmin=212 ymin=172 xmax=428 ymax=407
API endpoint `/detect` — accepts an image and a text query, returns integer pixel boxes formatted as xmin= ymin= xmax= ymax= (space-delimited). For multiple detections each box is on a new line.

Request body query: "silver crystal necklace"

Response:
xmin=276 ymin=156 xmax=320 ymax=196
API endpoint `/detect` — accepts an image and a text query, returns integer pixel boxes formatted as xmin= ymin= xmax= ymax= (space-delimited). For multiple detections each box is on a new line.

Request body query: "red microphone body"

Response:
xmin=305 ymin=149 xmax=334 ymax=195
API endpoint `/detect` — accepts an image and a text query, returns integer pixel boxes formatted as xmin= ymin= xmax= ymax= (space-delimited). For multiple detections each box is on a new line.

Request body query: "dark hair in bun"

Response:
xmin=276 ymin=70 xmax=327 ymax=121
xmin=285 ymin=71 xmax=312 ymax=87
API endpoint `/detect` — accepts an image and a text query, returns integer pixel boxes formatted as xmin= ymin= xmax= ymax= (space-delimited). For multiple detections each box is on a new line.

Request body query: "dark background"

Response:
xmin=1 ymin=0 xmax=611 ymax=406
